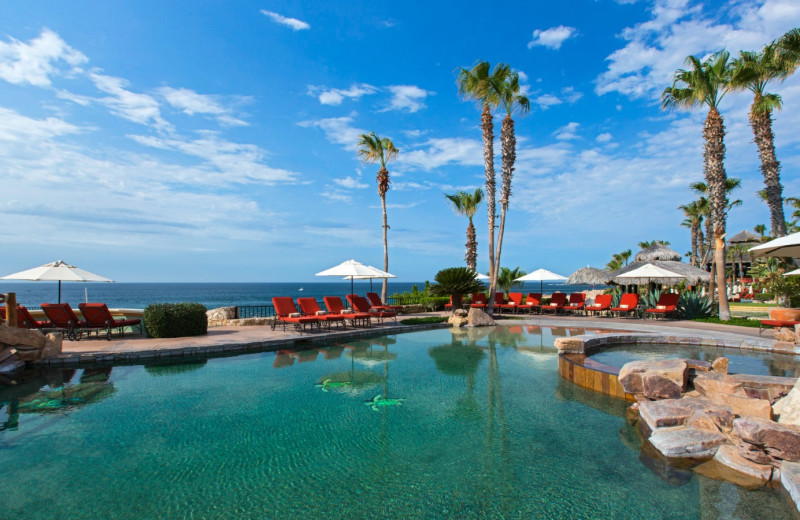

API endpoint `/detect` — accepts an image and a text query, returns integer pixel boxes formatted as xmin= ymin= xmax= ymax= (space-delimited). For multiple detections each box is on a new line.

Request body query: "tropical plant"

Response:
xmin=749 ymin=257 xmax=800 ymax=308
xmin=641 ymin=289 xmax=663 ymax=310
xmin=497 ymin=266 xmax=526 ymax=295
xmin=776 ymin=28 xmax=800 ymax=73
xmin=754 ymin=223 xmax=767 ymax=238
xmin=608 ymin=287 xmax=623 ymax=307
xmin=637 ymin=240 xmax=671 ymax=249
xmin=445 ymin=188 xmax=484 ymax=270
xmin=690 ymin=179 xmax=742 ymax=263
xmin=429 ymin=267 xmax=486 ymax=311
xmin=678 ymin=291 xmax=713 ymax=319
xmin=487 ymin=66 xmax=530 ymax=315
xmin=663 ymin=51 xmax=734 ymax=320
xmin=357 ymin=131 xmax=399 ymax=303
xmin=731 ymin=45 xmax=790 ymax=237
xmin=457 ymin=62 xmax=503 ymax=310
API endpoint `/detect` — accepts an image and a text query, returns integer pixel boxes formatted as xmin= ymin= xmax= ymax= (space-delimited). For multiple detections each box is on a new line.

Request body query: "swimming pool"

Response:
xmin=0 ymin=326 xmax=793 ymax=519
xmin=588 ymin=343 xmax=800 ymax=378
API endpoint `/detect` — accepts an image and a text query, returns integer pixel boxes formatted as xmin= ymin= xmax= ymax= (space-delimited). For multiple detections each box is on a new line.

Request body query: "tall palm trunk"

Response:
xmin=690 ymin=222 xmax=699 ymax=266
xmin=704 ymin=107 xmax=731 ymax=320
xmin=697 ymin=226 xmax=706 ymax=266
xmin=378 ymin=167 xmax=390 ymax=302
xmin=482 ymin=104 xmax=496 ymax=312
xmin=750 ymin=96 xmax=787 ymax=237
xmin=466 ymin=218 xmax=477 ymax=270
xmin=492 ymin=115 xmax=515 ymax=311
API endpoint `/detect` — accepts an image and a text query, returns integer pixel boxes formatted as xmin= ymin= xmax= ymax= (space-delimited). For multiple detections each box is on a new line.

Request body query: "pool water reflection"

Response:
xmin=0 ymin=326 xmax=794 ymax=519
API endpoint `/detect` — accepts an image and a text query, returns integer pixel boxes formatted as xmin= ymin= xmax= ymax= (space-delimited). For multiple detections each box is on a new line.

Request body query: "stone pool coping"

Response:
xmin=40 ymin=320 xmax=450 ymax=367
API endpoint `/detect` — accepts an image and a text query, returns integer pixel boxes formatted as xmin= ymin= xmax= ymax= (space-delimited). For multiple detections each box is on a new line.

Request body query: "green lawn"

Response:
xmin=692 ymin=316 xmax=762 ymax=328
xmin=400 ymin=316 xmax=448 ymax=325
xmin=729 ymin=302 xmax=775 ymax=308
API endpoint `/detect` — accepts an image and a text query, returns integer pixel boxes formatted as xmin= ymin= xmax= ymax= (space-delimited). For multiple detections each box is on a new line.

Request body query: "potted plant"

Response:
xmin=429 ymin=267 xmax=486 ymax=312
xmin=749 ymin=258 xmax=800 ymax=320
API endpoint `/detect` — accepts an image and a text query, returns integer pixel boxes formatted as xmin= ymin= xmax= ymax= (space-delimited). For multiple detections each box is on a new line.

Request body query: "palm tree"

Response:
xmin=637 ymin=240 xmax=671 ymax=249
xmin=691 ymin=179 xmax=741 ymax=265
xmin=497 ymin=267 xmax=526 ymax=295
xmin=357 ymin=131 xmax=399 ymax=303
xmin=445 ymin=189 xmax=484 ymax=270
xmin=679 ymin=200 xmax=704 ymax=266
xmin=429 ymin=267 xmax=486 ymax=311
xmin=486 ymin=66 xmax=530 ymax=314
xmin=730 ymin=46 xmax=789 ymax=237
xmin=619 ymin=249 xmax=632 ymax=266
xmin=662 ymin=51 xmax=733 ymax=320
xmin=776 ymin=28 xmax=800 ymax=72
xmin=754 ymin=224 xmax=767 ymax=238
xmin=457 ymin=62 xmax=502 ymax=308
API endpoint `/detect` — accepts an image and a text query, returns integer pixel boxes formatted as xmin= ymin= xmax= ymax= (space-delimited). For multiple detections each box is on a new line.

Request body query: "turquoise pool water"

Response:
xmin=0 ymin=326 xmax=793 ymax=519
xmin=589 ymin=343 xmax=800 ymax=378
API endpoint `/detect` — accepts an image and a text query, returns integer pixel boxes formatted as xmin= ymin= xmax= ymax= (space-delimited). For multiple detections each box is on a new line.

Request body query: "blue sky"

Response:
xmin=1 ymin=0 xmax=799 ymax=282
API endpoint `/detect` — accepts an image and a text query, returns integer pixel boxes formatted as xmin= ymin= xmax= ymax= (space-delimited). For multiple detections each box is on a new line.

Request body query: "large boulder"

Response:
xmin=638 ymin=397 xmax=733 ymax=433
xmin=467 ymin=308 xmax=495 ymax=327
xmin=711 ymin=357 xmax=729 ymax=374
xmin=774 ymin=327 xmax=798 ymax=343
xmin=554 ymin=337 xmax=584 ymax=354
xmin=693 ymin=372 xmax=795 ymax=402
xmin=774 ymin=376 xmax=800 ymax=428
xmin=0 ymin=324 xmax=46 ymax=349
xmin=734 ymin=417 xmax=800 ymax=462
xmin=448 ymin=315 xmax=468 ymax=328
xmin=648 ymin=426 xmax=728 ymax=460
xmin=694 ymin=445 xmax=773 ymax=489
xmin=39 ymin=333 xmax=63 ymax=359
xmin=619 ymin=359 xmax=688 ymax=400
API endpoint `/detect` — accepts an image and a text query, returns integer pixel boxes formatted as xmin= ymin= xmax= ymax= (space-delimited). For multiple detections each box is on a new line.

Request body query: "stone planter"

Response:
xmin=769 ymin=308 xmax=800 ymax=321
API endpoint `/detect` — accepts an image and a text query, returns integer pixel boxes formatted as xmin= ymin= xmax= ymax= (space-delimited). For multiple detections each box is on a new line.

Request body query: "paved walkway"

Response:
xmin=43 ymin=312 xmax=789 ymax=366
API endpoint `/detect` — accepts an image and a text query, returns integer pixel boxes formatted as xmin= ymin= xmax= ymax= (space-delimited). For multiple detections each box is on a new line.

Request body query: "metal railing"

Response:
xmin=236 ymin=305 xmax=275 ymax=319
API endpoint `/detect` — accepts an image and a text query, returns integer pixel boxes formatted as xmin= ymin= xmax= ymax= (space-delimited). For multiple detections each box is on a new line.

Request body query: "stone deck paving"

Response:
xmin=45 ymin=313 xmax=785 ymax=366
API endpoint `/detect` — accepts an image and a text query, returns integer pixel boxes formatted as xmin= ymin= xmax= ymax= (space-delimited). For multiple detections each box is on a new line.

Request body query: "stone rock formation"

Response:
xmin=619 ymin=359 xmax=688 ymax=400
xmin=467 ymin=308 xmax=495 ymax=327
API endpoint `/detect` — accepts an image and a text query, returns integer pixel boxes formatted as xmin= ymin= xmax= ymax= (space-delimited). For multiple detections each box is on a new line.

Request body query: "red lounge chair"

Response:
xmin=367 ymin=292 xmax=402 ymax=311
xmin=1 ymin=306 xmax=51 ymax=329
xmin=444 ymin=295 xmax=454 ymax=311
xmin=498 ymin=292 xmax=524 ymax=313
xmin=348 ymin=295 xmax=397 ymax=324
xmin=563 ymin=293 xmax=586 ymax=314
xmin=524 ymin=293 xmax=543 ymax=314
xmin=271 ymin=297 xmax=320 ymax=332
xmin=323 ymin=296 xmax=371 ymax=327
xmin=470 ymin=293 xmax=487 ymax=308
xmin=585 ymin=294 xmax=612 ymax=316
xmin=78 ymin=303 xmax=143 ymax=340
xmin=541 ymin=293 xmax=567 ymax=314
xmin=645 ymin=293 xmax=680 ymax=319
xmin=41 ymin=303 xmax=87 ymax=340
xmin=297 ymin=297 xmax=346 ymax=330
xmin=610 ymin=293 xmax=640 ymax=317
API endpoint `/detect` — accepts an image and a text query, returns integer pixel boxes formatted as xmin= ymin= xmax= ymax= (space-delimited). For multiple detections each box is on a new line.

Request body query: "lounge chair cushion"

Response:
xmin=289 ymin=312 xmax=301 ymax=318
xmin=656 ymin=305 xmax=666 ymax=310
xmin=620 ymin=304 xmax=629 ymax=309
xmin=316 ymin=311 xmax=328 ymax=316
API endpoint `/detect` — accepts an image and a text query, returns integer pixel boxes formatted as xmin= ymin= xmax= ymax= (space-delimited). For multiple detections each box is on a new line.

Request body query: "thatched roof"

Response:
xmin=728 ymin=229 xmax=761 ymax=244
xmin=565 ymin=267 xmax=612 ymax=285
xmin=634 ymin=245 xmax=683 ymax=262
xmin=611 ymin=260 xmax=710 ymax=285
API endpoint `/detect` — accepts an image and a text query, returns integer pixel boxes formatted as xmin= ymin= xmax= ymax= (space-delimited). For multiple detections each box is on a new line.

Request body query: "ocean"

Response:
xmin=0 ymin=281 xmax=608 ymax=310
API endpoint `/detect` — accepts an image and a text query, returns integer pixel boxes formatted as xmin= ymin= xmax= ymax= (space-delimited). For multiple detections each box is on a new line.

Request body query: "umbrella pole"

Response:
xmin=58 ymin=280 xmax=62 ymax=304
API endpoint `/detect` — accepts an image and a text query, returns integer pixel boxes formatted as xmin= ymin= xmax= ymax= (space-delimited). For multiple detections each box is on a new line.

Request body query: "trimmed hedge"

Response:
xmin=144 ymin=302 xmax=208 ymax=338
xmin=400 ymin=316 xmax=448 ymax=325
xmin=753 ymin=293 xmax=774 ymax=302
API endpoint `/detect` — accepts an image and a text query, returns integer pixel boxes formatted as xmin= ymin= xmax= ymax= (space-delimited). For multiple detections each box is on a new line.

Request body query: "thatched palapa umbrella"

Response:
xmin=728 ymin=230 xmax=761 ymax=245
xmin=565 ymin=267 xmax=612 ymax=286
xmin=634 ymin=245 xmax=683 ymax=262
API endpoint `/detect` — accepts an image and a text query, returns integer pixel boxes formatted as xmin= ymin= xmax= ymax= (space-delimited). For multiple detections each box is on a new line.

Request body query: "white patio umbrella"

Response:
xmin=514 ymin=268 xmax=567 ymax=294
xmin=1 ymin=260 xmax=113 ymax=303
xmin=475 ymin=273 xmax=490 ymax=280
xmin=612 ymin=263 xmax=685 ymax=286
xmin=749 ymin=231 xmax=800 ymax=258
xmin=785 ymin=268 xmax=800 ymax=276
xmin=346 ymin=265 xmax=397 ymax=291
xmin=316 ymin=259 xmax=395 ymax=297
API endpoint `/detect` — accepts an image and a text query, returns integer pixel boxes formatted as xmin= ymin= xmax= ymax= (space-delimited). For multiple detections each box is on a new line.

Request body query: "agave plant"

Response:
xmin=678 ymin=291 xmax=713 ymax=319
xmin=609 ymin=287 xmax=623 ymax=308
xmin=641 ymin=289 xmax=663 ymax=310
xmin=429 ymin=267 xmax=486 ymax=311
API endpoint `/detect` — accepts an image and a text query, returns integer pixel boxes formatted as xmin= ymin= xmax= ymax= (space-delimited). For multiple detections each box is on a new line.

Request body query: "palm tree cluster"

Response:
xmin=445 ymin=189 xmax=484 ymax=270
xmin=664 ymin=28 xmax=799 ymax=321
xmin=456 ymin=61 xmax=529 ymax=315
xmin=605 ymin=249 xmax=632 ymax=271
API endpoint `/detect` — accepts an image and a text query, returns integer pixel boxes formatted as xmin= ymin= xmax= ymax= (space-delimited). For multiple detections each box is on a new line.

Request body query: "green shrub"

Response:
xmin=144 ymin=303 xmax=208 ymax=338
xmin=400 ymin=317 xmax=448 ymax=325
xmin=754 ymin=293 xmax=774 ymax=302
xmin=678 ymin=291 xmax=712 ymax=319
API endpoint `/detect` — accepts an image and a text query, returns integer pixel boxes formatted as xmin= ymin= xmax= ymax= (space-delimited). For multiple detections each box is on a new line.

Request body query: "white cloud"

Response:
xmin=401 ymin=137 xmax=483 ymax=171
xmin=0 ymin=29 xmax=87 ymax=87
xmin=533 ymin=94 xmax=562 ymax=109
xmin=554 ymin=122 xmax=581 ymax=140
xmin=260 ymin=10 xmax=310 ymax=31
xmin=596 ymin=132 xmax=613 ymax=143
xmin=298 ymin=115 xmax=365 ymax=151
xmin=384 ymin=85 xmax=433 ymax=113
xmin=333 ymin=176 xmax=368 ymax=189
xmin=89 ymin=72 xmax=171 ymax=130
xmin=309 ymin=83 xmax=377 ymax=105
xmin=157 ymin=87 xmax=248 ymax=126
xmin=0 ymin=107 xmax=82 ymax=142
xmin=527 ymin=25 xmax=578 ymax=50
xmin=596 ymin=0 xmax=800 ymax=99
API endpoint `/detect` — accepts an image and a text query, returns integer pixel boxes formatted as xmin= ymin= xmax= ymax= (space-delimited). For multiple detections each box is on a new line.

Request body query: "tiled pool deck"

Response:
xmin=43 ymin=313 xmax=783 ymax=366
